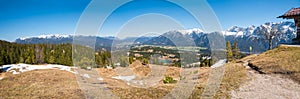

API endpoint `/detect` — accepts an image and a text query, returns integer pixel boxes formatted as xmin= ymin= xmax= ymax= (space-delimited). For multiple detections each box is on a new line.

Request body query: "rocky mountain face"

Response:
xmin=144 ymin=21 xmax=296 ymax=52
xmin=224 ymin=21 xmax=295 ymax=52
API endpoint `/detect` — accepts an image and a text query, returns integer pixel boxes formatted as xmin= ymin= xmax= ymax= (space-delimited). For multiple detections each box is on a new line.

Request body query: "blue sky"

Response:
xmin=0 ymin=0 xmax=299 ymax=41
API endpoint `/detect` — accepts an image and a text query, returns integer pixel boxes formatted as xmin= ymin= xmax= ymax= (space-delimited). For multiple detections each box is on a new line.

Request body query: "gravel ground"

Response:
xmin=231 ymin=62 xmax=300 ymax=99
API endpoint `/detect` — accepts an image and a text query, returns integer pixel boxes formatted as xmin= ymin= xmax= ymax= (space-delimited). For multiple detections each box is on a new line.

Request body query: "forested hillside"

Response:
xmin=0 ymin=40 xmax=73 ymax=66
xmin=0 ymin=40 xmax=112 ymax=67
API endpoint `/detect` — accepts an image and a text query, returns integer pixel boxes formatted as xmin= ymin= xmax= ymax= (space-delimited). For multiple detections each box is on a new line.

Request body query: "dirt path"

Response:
xmin=230 ymin=61 xmax=300 ymax=99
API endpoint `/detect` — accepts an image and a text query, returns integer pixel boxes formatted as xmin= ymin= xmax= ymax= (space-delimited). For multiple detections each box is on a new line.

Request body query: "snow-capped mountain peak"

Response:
xmin=14 ymin=21 xmax=297 ymax=53
xmin=20 ymin=37 xmax=29 ymax=40
xmin=225 ymin=25 xmax=256 ymax=37
xmin=227 ymin=26 xmax=244 ymax=32
xmin=224 ymin=21 xmax=295 ymax=38
xmin=37 ymin=34 xmax=71 ymax=39
xmin=19 ymin=34 xmax=72 ymax=40
xmin=171 ymin=28 xmax=204 ymax=35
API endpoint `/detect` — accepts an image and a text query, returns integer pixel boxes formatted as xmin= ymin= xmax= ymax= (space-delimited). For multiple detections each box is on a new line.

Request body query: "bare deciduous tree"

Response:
xmin=257 ymin=24 xmax=283 ymax=50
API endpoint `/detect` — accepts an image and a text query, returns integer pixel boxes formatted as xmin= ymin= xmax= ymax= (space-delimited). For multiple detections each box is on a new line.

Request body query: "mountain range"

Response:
xmin=15 ymin=21 xmax=296 ymax=53
xmin=224 ymin=21 xmax=295 ymax=52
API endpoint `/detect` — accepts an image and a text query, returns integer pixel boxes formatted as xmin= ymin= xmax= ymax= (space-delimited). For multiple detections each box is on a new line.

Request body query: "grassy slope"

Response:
xmin=111 ymin=86 xmax=174 ymax=99
xmin=214 ymin=62 xmax=249 ymax=98
xmin=0 ymin=69 xmax=84 ymax=98
xmin=190 ymin=63 xmax=248 ymax=99
xmin=249 ymin=45 xmax=300 ymax=83
xmin=1 ymin=46 xmax=298 ymax=98
xmin=0 ymin=63 xmax=248 ymax=99
xmin=214 ymin=45 xmax=300 ymax=98
xmin=189 ymin=67 xmax=211 ymax=99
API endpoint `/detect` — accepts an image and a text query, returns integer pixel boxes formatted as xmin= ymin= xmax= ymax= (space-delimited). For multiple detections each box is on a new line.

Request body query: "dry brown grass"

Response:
xmin=111 ymin=85 xmax=174 ymax=99
xmin=98 ymin=68 xmax=117 ymax=77
xmin=164 ymin=67 xmax=181 ymax=79
xmin=129 ymin=61 xmax=151 ymax=77
xmin=99 ymin=65 xmax=177 ymax=98
xmin=189 ymin=62 xmax=248 ymax=99
xmin=0 ymin=57 xmax=258 ymax=99
xmin=0 ymin=64 xmax=246 ymax=99
xmin=0 ymin=72 xmax=6 ymax=79
xmin=189 ymin=67 xmax=211 ymax=99
xmin=110 ymin=67 xmax=210 ymax=99
xmin=0 ymin=69 xmax=84 ymax=99
xmin=108 ymin=62 xmax=248 ymax=99
xmin=214 ymin=62 xmax=249 ymax=98
xmin=249 ymin=45 xmax=300 ymax=83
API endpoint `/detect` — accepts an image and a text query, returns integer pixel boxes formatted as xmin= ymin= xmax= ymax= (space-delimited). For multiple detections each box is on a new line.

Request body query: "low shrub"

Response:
xmin=163 ymin=76 xmax=177 ymax=84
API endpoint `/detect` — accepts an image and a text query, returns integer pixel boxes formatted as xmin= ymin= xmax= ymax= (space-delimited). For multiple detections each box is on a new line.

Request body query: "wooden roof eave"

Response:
xmin=277 ymin=15 xmax=298 ymax=19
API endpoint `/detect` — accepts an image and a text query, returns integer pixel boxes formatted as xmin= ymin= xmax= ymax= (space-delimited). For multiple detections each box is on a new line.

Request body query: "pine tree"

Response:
xmin=129 ymin=56 xmax=134 ymax=64
xmin=226 ymin=41 xmax=233 ymax=62
xmin=0 ymin=48 xmax=4 ymax=65
xmin=208 ymin=58 xmax=214 ymax=67
xmin=48 ymin=47 xmax=55 ymax=64
xmin=24 ymin=47 xmax=31 ymax=64
xmin=142 ymin=58 xmax=149 ymax=65
xmin=232 ymin=40 xmax=240 ymax=59
xmin=48 ymin=55 xmax=55 ymax=64
xmin=120 ymin=55 xmax=128 ymax=67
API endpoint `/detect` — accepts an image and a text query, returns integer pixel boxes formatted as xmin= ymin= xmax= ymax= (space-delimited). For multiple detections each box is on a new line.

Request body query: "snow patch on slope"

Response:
xmin=1 ymin=63 xmax=76 ymax=75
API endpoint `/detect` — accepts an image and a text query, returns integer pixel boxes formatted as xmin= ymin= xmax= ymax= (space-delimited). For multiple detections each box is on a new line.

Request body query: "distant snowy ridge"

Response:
xmin=223 ymin=21 xmax=295 ymax=37
xmin=171 ymin=28 xmax=204 ymax=35
xmin=144 ymin=21 xmax=296 ymax=52
xmin=20 ymin=34 xmax=72 ymax=40
xmin=162 ymin=21 xmax=295 ymax=38
xmin=17 ymin=21 xmax=295 ymax=41
xmin=15 ymin=21 xmax=296 ymax=52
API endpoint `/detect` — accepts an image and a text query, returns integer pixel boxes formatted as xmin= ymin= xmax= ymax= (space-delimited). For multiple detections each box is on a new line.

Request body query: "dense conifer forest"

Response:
xmin=0 ymin=40 xmax=112 ymax=67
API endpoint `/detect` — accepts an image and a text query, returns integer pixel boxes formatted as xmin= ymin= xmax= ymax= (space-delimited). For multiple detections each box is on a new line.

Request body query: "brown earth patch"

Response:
xmin=129 ymin=61 xmax=151 ymax=77
xmin=0 ymin=69 xmax=84 ymax=98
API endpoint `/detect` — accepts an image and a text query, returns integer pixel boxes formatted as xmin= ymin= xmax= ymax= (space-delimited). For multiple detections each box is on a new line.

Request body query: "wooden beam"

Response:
xmin=296 ymin=17 xmax=300 ymax=39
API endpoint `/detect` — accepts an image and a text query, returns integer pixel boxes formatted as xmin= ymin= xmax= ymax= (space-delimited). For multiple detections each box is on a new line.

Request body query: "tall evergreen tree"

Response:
xmin=226 ymin=41 xmax=233 ymax=62
xmin=0 ymin=48 xmax=4 ymax=65
xmin=232 ymin=40 xmax=240 ymax=59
